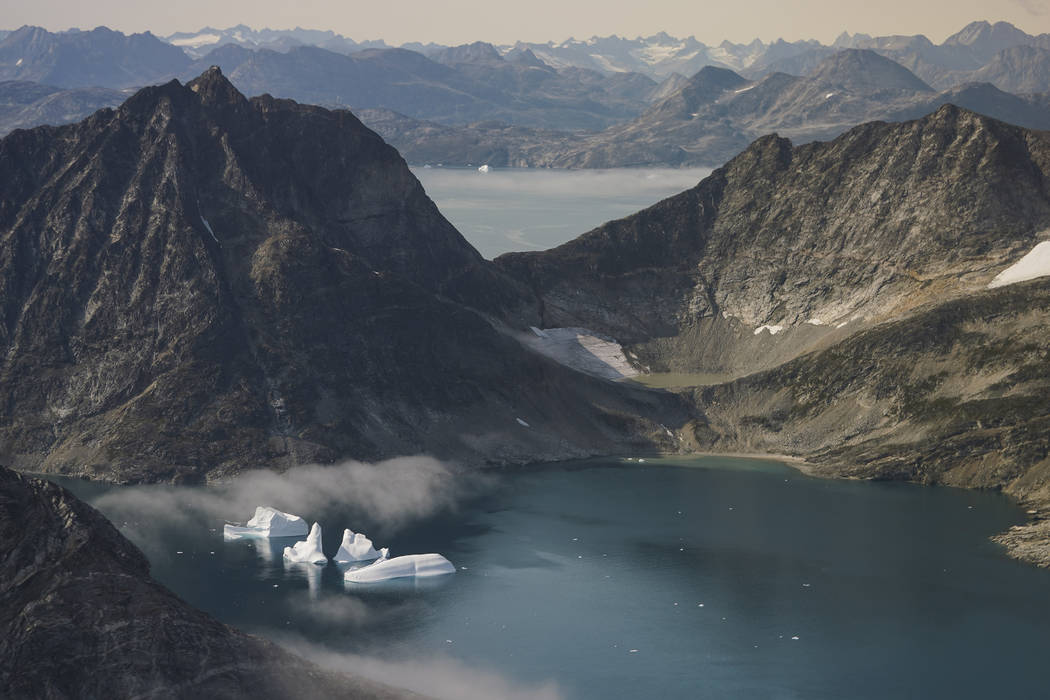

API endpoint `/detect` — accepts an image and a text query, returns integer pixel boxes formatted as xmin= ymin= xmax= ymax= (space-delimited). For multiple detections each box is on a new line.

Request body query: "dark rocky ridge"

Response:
xmin=495 ymin=106 xmax=1050 ymax=565
xmin=0 ymin=466 xmax=417 ymax=698
xmin=0 ymin=67 xmax=686 ymax=483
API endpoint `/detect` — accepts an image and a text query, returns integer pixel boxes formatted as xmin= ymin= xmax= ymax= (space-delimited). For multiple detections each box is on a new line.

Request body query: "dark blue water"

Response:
xmin=51 ymin=457 xmax=1050 ymax=699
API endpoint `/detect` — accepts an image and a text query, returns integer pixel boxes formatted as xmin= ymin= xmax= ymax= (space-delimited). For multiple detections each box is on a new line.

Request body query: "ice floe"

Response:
xmin=283 ymin=522 xmax=328 ymax=564
xmin=478 ymin=164 xmax=491 ymax=173
xmin=988 ymin=241 xmax=1050 ymax=289
xmin=343 ymin=553 xmax=456 ymax=583
xmin=223 ymin=506 xmax=308 ymax=539
xmin=334 ymin=529 xmax=382 ymax=562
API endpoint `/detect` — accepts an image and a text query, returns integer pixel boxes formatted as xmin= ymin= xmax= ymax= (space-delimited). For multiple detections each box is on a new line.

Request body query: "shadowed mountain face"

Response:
xmin=0 ymin=467 xmax=417 ymax=699
xmin=0 ymin=25 xmax=192 ymax=88
xmin=0 ymin=68 xmax=685 ymax=483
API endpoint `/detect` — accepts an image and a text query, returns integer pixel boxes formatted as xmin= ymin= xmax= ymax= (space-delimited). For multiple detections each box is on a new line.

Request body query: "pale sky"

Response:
xmin=4 ymin=0 xmax=1050 ymax=46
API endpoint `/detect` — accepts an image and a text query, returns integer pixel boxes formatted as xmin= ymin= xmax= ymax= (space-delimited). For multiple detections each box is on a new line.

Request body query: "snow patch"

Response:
xmin=170 ymin=33 xmax=222 ymax=48
xmin=988 ymin=241 xmax=1050 ymax=288
xmin=753 ymin=324 xmax=784 ymax=335
xmin=200 ymin=216 xmax=219 ymax=243
xmin=523 ymin=327 xmax=638 ymax=380
xmin=344 ymin=553 xmax=456 ymax=583
xmin=223 ymin=506 xmax=308 ymax=539
xmin=825 ymin=92 xmax=835 ymax=99
xmin=805 ymin=319 xmax=825 ymax=326
xmin=283 ymin=522 xmax=327 ymax=564
xmin=588 ymin=53 xmax=628 ymax=72
xmin=734 ymin=85 xmax=755 ymax=93
xmin=15 ymin=58 xmax=23 ymax=66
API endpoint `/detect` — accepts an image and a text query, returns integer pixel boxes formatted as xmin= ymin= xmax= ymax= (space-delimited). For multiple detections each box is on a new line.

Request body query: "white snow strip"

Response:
xmin=15 ymin=58 xmax=23 ymax=66
xmin=734 ymin=85 xmax=755 ymax=93
xmin=753 ymin=324 xmax=785 ymax=335
xmin=588 ymin=53 xmax=628 ymax=72
xmin=835 ymin=321 xmax=849 ymax=329
xmin=805 ymin=319 xmax=825 ymax=326
xmin=988 ymin=241 xmax=1050 ymax=288
xmin=170 ymin=33 xmax=222 ymax=48
xmin=200 ymin=216 xmax=219 ymax=243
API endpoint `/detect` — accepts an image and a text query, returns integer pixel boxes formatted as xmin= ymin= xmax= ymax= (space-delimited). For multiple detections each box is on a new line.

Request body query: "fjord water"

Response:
xmin=53 ymin=458 xmax=1050 ymax=699
xmin=411 ymin=167 xmax=712 ymax=259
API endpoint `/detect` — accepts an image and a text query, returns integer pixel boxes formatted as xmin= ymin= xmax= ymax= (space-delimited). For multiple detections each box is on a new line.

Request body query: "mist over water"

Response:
xmin=51 ymin=457 xmax=1050 ymax=700
xmin=412 ymin=167 xmax=712 ymax=259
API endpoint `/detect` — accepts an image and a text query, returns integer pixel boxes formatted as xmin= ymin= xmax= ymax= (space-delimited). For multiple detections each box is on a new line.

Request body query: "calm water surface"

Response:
xmin=52 ymin=457 xmax=1050 ymax=699
xmin=411 ymin=167 xmax=712 ymax=259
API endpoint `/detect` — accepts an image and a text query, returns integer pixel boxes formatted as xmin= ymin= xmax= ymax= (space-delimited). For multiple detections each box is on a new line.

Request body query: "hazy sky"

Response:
xmin=6 ymin=0 xmax=1050 ymax=45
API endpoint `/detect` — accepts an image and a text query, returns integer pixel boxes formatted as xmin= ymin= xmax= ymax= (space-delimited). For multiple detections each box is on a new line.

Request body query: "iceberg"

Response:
xmin=343 ymin=553 xmax=456 ymax=583
xmin=223 ymin=505 xmax=309 ymax=539
xmin=283 ymin=522 xmax=328 ymax=564
xmin=333 ymin=529 xmax=382 ymax=562
xmin=477 ymin=164 xmax=491 ymax=173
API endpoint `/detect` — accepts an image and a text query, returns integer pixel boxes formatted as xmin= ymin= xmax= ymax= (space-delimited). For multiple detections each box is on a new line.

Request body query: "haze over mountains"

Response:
xmin=4 ymin=19 xmax=1050 ymax=168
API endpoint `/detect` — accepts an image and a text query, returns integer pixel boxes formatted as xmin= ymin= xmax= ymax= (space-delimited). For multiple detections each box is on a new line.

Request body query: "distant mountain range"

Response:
xmin=4 ymin=21 xmax=1050 ymax=168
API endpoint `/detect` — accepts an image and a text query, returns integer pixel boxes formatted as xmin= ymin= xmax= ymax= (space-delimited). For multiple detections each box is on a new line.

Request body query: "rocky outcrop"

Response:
xmin=0 ymin=466 xmax=416 ymax=698
xmin=0 ymin=67 xmax=687 ymax=483
xmin=496 ymin=106 xmax=1050 ymax=565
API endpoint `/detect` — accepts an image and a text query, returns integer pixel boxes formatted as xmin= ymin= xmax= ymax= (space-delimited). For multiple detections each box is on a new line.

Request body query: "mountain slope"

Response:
xmin=0 ymin=68 xmax=685 ymax=482
xmin=970 ymin=45 xmax=1050 ymax=94
xmin=0 ymin=25 xmax=192 ymax=88
xmin=0 ymin=80 xmax=126 ymax=135
xmin=0 ymin=467 xmax=416 ymax=698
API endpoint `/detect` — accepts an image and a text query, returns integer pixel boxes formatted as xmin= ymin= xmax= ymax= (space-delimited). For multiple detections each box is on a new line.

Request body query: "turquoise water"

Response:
xmin=411 ymin=167 xmax=712 ymax=259
xmin=50 ymin=457 xmax=1050 ymax=699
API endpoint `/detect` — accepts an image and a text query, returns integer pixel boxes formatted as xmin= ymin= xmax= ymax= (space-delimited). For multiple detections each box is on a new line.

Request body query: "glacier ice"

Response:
xmin=343 ymin=553 xmax=456 ymax=583
xmin=333 ymin=529 xmax=382 ymax=562
xmin=283 ymin=522 xmax=328 ymax=564
xmin=223 ymin=505 xmax=309 ymax=539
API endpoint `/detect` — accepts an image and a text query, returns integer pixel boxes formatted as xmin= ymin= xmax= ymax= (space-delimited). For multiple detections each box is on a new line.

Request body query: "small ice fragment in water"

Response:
xmin=516 ymin=418 xmax=530 ymax=427
xmin=629 ymin=649 xmax=639 ymax=653
xmin=791 ymin=636 xmax=800 ymax=641
xmin=176 ymin=551 xmax=184 ymax=555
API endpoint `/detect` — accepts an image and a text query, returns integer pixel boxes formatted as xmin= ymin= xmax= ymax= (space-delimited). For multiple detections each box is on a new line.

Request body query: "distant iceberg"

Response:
xmin=477 ymin=164 xmax=491 ymax=173
xmin=343 ymin=553 xmax=455 ymax=583
xmin=283 ymin=522 xmax=328 ymax=564
xmin=333 ymin=529 xmax=382 ymax=562
xmin=223 ymin=506 xmax=308 ymax=539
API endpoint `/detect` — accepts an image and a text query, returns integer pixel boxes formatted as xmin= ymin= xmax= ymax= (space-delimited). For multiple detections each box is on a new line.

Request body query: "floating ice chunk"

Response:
xmin=223 ymin=506 xmax=308 ymax=539
xmin=753 ymin=324 xmax=784 ymax=335
xmin=988 ymin=241 xmax=1050 ymax=288
xmin=334 ymin=529 xmax=382 ymax=562
xmin=478 ymin=164 xmax=491 ymax=173
xmin=516 ymin=418 xmax=531 ymax=427
xmin=16 ymin=58 xmax=24 ymax=66
xmin=343 ymin=553 xmax=456 ymax=583
xmin=283 ymin=522 xmax=328 ymax=564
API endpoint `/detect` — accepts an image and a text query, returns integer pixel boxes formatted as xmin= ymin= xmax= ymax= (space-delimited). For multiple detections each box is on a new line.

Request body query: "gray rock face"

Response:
xmin=0 ymin=67 xmax=685 ymax=483
xmin=495 ymin=105 xmax=1050 ymax=563
xmin=0 ymin=25 xmax=192 ymax=89
xmin=0 ymin=467 xmax=416 ymax=698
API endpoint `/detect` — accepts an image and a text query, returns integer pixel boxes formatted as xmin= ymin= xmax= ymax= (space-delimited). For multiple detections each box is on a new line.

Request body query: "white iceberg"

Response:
xmin=343 ymin=553 xmax=455 ymax=583
xmin=334 ymin=529 xmax=382 ymax=562
xmin=283 ymin=522 xmax=328 ymax=564
xmin=223 ymin=506 xmax=308 ymax=539
xmin=477 ymin=164 xmax=491 ymax=173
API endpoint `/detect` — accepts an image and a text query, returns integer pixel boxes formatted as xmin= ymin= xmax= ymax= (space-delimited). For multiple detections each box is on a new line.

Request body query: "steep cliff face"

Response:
xmin=498 ymin=105 xmax=1050 ymax=374
xmin=0 ymin=467 xmax=415 ymax=698
xmin=0 ymin=67 xmax=685 ymax=482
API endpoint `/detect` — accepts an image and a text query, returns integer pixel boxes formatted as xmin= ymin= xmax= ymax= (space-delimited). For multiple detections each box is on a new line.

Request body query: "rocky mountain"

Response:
xmin=0 ymin=80 xmax=126 ymax=135
xmin=165 ymin=24 xmax=380 ymax=58
xmin=186 ymin=43 xmax=656 ymax=130
xmin=0 ymin=466 xmax=415 ymax=698
xmin=364 ymin=50 xmax=1050 ymax=169
xmin=0 ymin=25 xmax=192 ymax=88
xmin=494 ymin=105 xmax=1050 ymax=565
xmin=970 ymin=45 xmax=1050 ymax=94
xmin=0 ymin=67 xmax=685 ymax=483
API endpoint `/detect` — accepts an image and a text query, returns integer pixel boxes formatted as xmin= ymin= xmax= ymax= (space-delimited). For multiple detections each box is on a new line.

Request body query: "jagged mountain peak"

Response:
xmin=186 ymin=65 xmax=248 ymax=106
